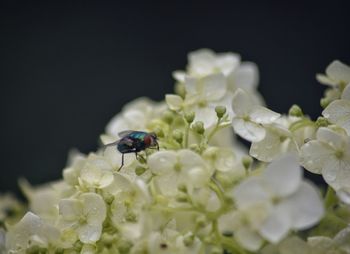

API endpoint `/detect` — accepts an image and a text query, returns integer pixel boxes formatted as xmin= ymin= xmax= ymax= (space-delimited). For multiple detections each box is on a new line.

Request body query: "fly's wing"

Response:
xmin=103 ymin=139 xmax=121 ymax=147
xmin=118 ymin=130 xmax=135 ymax=138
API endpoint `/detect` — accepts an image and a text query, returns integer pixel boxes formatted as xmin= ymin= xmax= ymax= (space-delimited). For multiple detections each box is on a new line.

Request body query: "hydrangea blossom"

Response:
xmin=300 ymin=127 xmax=350 ymax=191
xmin=231 ymin=88 xmax=280 ymax=142
xmin=2 ymin=51 xmax=350 ymax=254
xmin=220 ymin=155 xmax=324 ymax=251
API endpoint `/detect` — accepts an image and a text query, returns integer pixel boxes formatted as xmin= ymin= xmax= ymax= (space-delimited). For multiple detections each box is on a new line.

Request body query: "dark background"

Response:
xmin=1 ymin=1 xmax=349 ymax=193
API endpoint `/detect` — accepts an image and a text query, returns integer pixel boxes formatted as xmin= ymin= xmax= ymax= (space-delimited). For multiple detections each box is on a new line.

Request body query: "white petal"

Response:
xmin=316 ymin=127 xmax=346 ymax=150
xmin=186 ymin=167 xmax=211 ymax=188
xmin=165 ymin=94 xmax=183 ymax=111
xmin=322 ymin=155 xmax=350 ymax=191
xmin=59 ymin=199 xmax=82 ymax=220
xmin=78 ymin=224 xmax=102 ymax=243
xmin=259 ymin=205 xmax=291 ymax=243
xmin=148 ymin=151 xmax=177 ymax=175
xmin=300 ymin=141 xmax=333 ymax=174
xmin=250 ymin=106 xmax=280 ymax=124
xmin=202 ymin=73 xmax=226 ymax=100
xmin=326 ymin=60 xmax=350 ymax=83
xmin=194 ymin=106 xmax=218 ymax=128
xmin=263 ymin=154 xmax=302 ymax=198
xmin=235 ymin=227 xmax=263 ymax=252
xmin=232 ymin=118 xmax=266 ymax=142
xmin=172 ymin=70 xmax=186 ymax=82
xmin=231 ymin=62 xmax=259 ymax=91
xmin=280 ymin=181 xmax=324 ymax=230
xmin=215 ymin=52 xmax=240 ymax=75
xmin=154 ymin=172 xmax=179 ymax=196
xmin=341 ymin=84 xmax=350 ymax=100
xmin=322 ymin=100 xmax=350 ymax=134
xmin=81 ymin=193 xmax=106 ymax=224
xmin=178 ymin=149 xmax=206 ymax=171
xmin=316 ymin=73 xmax=337 ymax=86
xmin=232 ymin=176 xmax=270 ymax=209
xmin=214 ymin=148 xmax=236 ymax=172
xmin=184 ymin=76 xmax=198 ymax=95
xmin=232 ymin=88 xmax=254 ymax=116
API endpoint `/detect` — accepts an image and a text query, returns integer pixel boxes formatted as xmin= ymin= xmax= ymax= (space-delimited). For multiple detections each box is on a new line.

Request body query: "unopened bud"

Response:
xmin=316 ymin=116 xmax=329 ymax=127
xmin=162 ymin=111 xmax=174 ymax=124
xmin=184 ymin=111 xmax=195 ymax=124
xmin=242 ymin=155 xmax=253 ymax=170
xmin=289 ymin=104 xmax=303 ymax=117
xmin=172 ymin=129 xmax=183 ymax=143
xmin=176 ymin=193 xmax=188 ymax=202
xmin=175 ymin=83 xmax=186 ymax=98
xmin=320 ymin=98 xmax=330 ymax=109
xmin=215 ymin=106 xmax=226 ymax=118
xmin=135 ymin=166 xmax=146 ymax=176
xmin=183 ymin=233 xmax=195 ymax=246
xmin=193 ymin=121 xmax=205 ymax=135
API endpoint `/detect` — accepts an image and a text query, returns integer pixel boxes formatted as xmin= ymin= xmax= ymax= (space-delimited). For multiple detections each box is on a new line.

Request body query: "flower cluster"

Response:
xmin=1 ymin=49 xmax=350 ymax=254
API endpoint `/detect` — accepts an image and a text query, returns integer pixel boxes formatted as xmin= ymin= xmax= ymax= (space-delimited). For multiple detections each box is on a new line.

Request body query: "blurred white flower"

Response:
xmin=227 ymin=155 xmax=324 ymax=251
xmin=300 ymin=127 xmax=350 ymax=191
xmin=322 ymin=84 xmax=350 ymax=135
xmin=231 ymin=88 xmax=280 ymax=142
xmin=59 ymin=193 xmax=106 ymax=244
xmin=103 ymin=97 xmax=166 ymax=144
xmin=249 ymin=123 xmax=298 ymax=162
xmin=0 ymin=193 xmax=22 ymax=222
xmin=6 ymin=212 xmax=60 ymax=253
xmin=316 ymin=60 xmax=350 ymax=87
xmin=148 ymin=150 xmax=212 ymax=197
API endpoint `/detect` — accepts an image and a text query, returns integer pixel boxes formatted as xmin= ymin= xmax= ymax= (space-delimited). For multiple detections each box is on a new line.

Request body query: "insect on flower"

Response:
xmin=104 ymin=130 xmax=159 ymax=171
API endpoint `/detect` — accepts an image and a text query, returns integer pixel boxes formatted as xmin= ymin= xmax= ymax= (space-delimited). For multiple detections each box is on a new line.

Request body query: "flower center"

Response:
xmin=335 ymin=150 xmax=344 ymax=159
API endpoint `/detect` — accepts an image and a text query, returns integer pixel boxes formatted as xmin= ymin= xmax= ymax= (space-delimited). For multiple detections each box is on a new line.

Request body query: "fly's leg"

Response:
xmin=118 ymin=153 xmax=124 ymax=171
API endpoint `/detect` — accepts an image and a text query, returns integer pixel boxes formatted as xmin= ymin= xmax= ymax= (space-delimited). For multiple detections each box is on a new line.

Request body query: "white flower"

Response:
xmin=183 ymin=73 xmax=232 ymax=127
xmin=322 ymin=84 xmax=350 ymax=135
xmin=231 ymin=89 xmax=280 ymax=142
xmin=173 ymin=48 xmax=241 ymax=80
xmin=227 ymin=155 xmax=324 ymax=251
xmin=59 ymin=193 xmax=106 ymax=244
xmin=78 ymin=154 xmax=114 ymax=189
xmin=147 ymin=150 xmax=212 ymax=197
xmin=316 ymin=60 xmax=350 ymax=87
xmin=0 ymin=193 xmax=22 ymax=222
xmin=6 ymin=212 xmax=60 ymax=253
xmin=300 ymin=127 xmax=350 ymax=191
xmin=249 ymin=123 xmax=298 ymax=162
xmin=103 ymin=97 xmax=166 ymax=143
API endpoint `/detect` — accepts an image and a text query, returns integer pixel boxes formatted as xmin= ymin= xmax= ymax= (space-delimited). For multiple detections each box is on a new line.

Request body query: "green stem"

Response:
xmin=207 ymin=119 xmax=221 ymax=142
xmin=183 ymin=122 xmax=190 ymax=148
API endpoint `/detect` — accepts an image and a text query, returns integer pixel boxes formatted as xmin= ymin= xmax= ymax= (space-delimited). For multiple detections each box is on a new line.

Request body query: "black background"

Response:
xmin=1 ymin=1 xmax=349 ymax=193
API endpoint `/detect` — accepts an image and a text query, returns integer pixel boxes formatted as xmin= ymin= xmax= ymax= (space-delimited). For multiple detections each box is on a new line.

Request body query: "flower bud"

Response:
xmin=315 ymin=116 xmax=329 ymax=127
xmin=215 ymin=105 xmax=226 ymax=118
xmin=176 ymin=193 xmax=188 ymax=202
xmin=175 ymin=83 xmax=186 ymax=98
xmin=320 ymin=98 xmax=330 ymax=108
xmin=195 ymin=216 xmax=207 ymax=228
xmin=189 ymin=144 xmax=200 ymax=153
xmin=184 ymin=111 xmax=195 ymax=123
xmin=135 ymin=166 xmax=146 ymax=176
xmin=193 ymin=121 xmax=205 ymax=135
xmin=154 ymin=127 xmax=164 ymax=138
xmin=177 ymin=183 xmax=187 ymax=193
xmin=242 ymin=155 xmax=253 ymax=170
xmin=162 ymin=110 xmax=174 ymax=124
xmin=288 ymin=104 xmax=303 ymax=117
xmin=172 ymin=129 xmax=183 ymax=143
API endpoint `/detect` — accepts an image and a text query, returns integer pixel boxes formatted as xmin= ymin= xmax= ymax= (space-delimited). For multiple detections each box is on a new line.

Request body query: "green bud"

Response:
xmin=183 ymin=233 xmax=195 ymax=246
xmin=125 ymin=211 xmax=137 ymax=222
xmin=135 ymin=166 xmax=146 ymax=176
xmin=242 ymin=155 xmax=253 ymax=170
xmin=320 ymin=98 xmax=330 ymax=108
xmin=118 ymin=239 xmax=133 ymax=253
xmin=316 ymin=116 xmax=329 ymax=127
xmin=162 ymin=110 xmax=174 ymax=124
xmin=189 ymin=144 xmax=200 ymax=153
xmin=154 ymin=127 xmax=164 ymax=138
xmin=177 ymin=183 xmax=187 ymax=193
xmin=210 ymin=246 xmax=223 ymax=254
xmin=193 ymin=121 xmax=205 ymax=135
xmin=195 ymin=216 xmax=207 ymax=228
xmin=137 ymin=155 xmax=147 ymax=164
xmin=288 ymin=104 xmax=303 ymax=117
xmin=175 ymin=83 xmax=186 ymax=98
xmin=215 ymin=105 xmax=226 ymax=118
xmin=184 ymin=111 xmax=195 ymax=123
xmin=176 ymin=193 xmax=189 ymax=202
xmin=172 ymin=129 xmax=183 ymax=143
